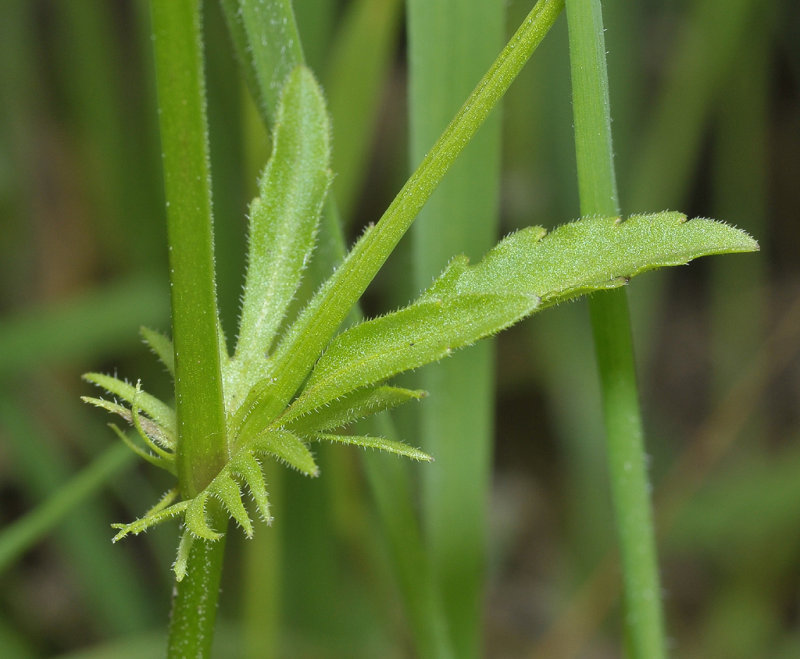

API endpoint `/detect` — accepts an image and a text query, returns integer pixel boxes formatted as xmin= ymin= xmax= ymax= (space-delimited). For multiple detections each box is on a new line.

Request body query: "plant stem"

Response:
xmin=565 ymin=0 xmax=666 ymax=656
xmin=151 ymin=0 xmax=227 ymax=498
xmin=167 ymin=531 xmax=228 ymax=659
xmin=151 ymin=0 xmax=228 ymax=655
xmin=407 ymin=0 xmax=503 ymax=655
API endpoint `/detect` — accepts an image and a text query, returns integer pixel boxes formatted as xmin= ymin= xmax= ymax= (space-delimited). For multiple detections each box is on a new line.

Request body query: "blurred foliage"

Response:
xmin=0 ymin=0 xmax=798 ymax=656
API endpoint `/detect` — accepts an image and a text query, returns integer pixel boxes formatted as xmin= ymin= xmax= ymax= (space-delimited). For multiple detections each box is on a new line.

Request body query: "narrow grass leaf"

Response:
xmin=325 ymin=0 xmax=403 ymax=220
xmin=313 ymin=434 xmax=432 ymax=462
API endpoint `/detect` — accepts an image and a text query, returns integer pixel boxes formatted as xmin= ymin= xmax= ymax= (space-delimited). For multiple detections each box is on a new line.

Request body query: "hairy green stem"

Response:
xmin=565 ymin=0 xmax=666 ymax=656
xmin=151 ymin=0 xmax=228 ymax=654
xmin=167 ymin=532 xmax=228 ymax=658
xmin=151 ymin=0 xmax=227 ymax=500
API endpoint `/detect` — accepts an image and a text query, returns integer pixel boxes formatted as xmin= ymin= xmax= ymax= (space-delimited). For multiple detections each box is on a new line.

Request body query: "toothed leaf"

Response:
xmin=313 ymin=434 xmax=432 ymax=461
xmin=251 ymin=429 xmax=319 ymax=477
xmin=83 ymin=372 xmax=175 ymax=434
xmin=140 ymin=326 xmax=175 ymax=376
xmin=232 ymin=66 xmax=332 ymax=389
xmin=428 ymin=213 xmax=758 ymax=308
xmin=294 ymin=212 xmax=756 ymax=413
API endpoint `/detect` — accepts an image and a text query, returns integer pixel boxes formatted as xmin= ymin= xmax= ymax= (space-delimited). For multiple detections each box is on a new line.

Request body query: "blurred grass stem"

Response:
xmin=565 ymin=0 xmax=666 ymax=656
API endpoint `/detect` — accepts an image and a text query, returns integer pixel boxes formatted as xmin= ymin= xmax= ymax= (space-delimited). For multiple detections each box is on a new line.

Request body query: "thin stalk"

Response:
xmin=0 ymin=443 xmax=133 ymax=576
xmin=565 ymin=0 xmax=666 ymax=656
xmin=407 ymin=0 xmax=503 ymax=655
xmin=0 ymin=396 xmax=153 ymax=632
xmin=150 ymin=0 xmax=228 ymax=654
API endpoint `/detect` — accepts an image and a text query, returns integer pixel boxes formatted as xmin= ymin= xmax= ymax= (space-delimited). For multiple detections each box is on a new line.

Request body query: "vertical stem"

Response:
xmin=151 ymin=1 xmax=228 ymax=655
xmin=565 ymin=0 xmax=666 ymax=656
xmin=151 ymin=0 xmax=227 ymax=498
xmin=407 ymin=0 xmax=503 ymax=655
xmin=167 ymin=532 xmax=228 ymax=658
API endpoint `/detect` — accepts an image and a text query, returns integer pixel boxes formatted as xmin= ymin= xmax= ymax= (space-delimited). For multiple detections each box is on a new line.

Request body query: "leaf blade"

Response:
xmin=282 ymin=385 xmax=426 ymax=433
xmin=230 ymin=65 xmax=332 ymax=405
xmin=294 ymin=212 xmax=756 ymax=413
xmin=313 ymin=434 xmax=432 ymax=462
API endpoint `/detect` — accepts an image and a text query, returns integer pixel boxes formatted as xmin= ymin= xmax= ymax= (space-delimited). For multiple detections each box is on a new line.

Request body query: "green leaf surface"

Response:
xmin=313 ymin=434 xmax=432 ymax=462
xmin=294 ymin=294 xmax=535 ymax=417
xmin=250 ymin=429 xmax=319 ymax=477
xmin=294 ymin=212 xmax=756 ymax=414
xmin=282 ymin=385 xmax=426 ymax=433
xmin=425 ymin=212 xmax=758 ymax=307
xmin=231 ymin=66 xmax=332 ymax=403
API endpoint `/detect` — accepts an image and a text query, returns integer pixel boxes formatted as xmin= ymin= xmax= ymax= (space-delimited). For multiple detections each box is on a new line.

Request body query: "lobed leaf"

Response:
xmin=294 ymin=212 xmax=756 ymax=412
xmin=230 ymin=65 xmax=332 ymax=406
xmin=429 ymin=212 xmax=758 ymax=308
